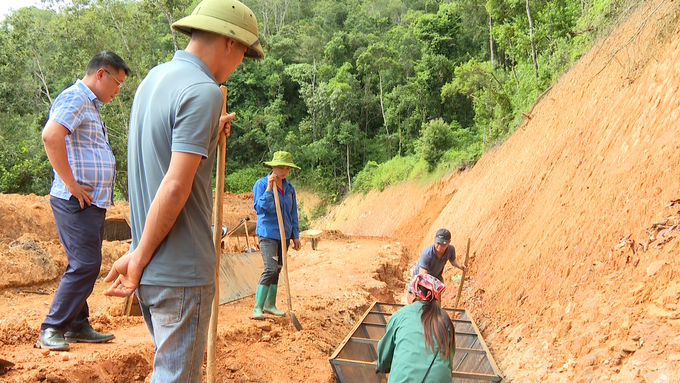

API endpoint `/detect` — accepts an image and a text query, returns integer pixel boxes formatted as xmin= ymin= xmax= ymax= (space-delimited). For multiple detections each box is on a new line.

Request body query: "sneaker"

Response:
xmin=64 ymin=323 xmax=115 ymax=343
xmin=35 ymin=327 xmax=70 ymax=351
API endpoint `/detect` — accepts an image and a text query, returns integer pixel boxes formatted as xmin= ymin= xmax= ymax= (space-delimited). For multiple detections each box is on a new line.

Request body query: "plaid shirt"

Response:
xmin=47 ymin=80 xmax=115 ymax=208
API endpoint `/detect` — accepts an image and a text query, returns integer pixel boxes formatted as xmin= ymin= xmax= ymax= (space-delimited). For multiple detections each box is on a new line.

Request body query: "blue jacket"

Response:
xmin=253 ymin=174 xmax=299 ymax=240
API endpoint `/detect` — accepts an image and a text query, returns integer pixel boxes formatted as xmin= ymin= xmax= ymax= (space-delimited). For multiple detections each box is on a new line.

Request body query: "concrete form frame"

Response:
xmin=329 ymin=301 xmax=503 ymax=383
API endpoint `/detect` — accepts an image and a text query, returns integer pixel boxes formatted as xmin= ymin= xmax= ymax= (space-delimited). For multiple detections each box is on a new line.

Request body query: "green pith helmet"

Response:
xmin=264 ymin=151 xmax=300 ymax=169
xmin=172 ymin=0 xmax=264 ymax=60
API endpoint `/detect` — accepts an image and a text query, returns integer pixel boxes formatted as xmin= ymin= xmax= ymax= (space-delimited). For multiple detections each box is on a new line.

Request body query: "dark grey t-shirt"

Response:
xmin=413 ymin=244 xmax=456 ymax=282
xmin=127 ymin=50 xmax=222 ymax=286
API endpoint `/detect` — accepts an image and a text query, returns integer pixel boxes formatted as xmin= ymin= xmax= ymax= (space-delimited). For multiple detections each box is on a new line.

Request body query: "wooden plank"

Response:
xmin=368 ymin=304 xmax=467 ymax=315
xmin=451 ymin=371 xmax=502 ymax=381
xmin=466 ymin=311 xmax=504 ymax=380
xmin=347 ymin=338 xmax=488 ymax=356
xmin=299 ymin=229 xmax=323 ymax=238
xmin=351 ymin=328 xmax=478 ymax=340
xmin=227 ymin=220 xmax=257 ymax=237
xmin=361 ymin=317 xmax=472 ymax=327
xmin=332 ymin=358 xmax=377 ymax=367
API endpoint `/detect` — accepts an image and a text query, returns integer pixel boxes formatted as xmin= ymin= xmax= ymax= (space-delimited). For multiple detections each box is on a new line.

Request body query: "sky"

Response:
xmin=0 ymin=0 xmax=46 ymax=19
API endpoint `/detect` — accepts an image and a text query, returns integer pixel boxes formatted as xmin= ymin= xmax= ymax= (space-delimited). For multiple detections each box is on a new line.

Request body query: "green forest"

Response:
xmin=0 ymin=0 xmax=634 ymax=206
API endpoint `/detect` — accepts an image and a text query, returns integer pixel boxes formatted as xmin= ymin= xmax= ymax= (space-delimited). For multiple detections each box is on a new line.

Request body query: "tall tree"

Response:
xmin=356 ymin=42 xmax=397 ymax=136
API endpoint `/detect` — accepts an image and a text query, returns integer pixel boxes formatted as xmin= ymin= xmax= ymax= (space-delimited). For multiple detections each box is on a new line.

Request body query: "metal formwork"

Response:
xmin=329 ymin=302 xmax=503 ymax=383
xmin=218 ymin=251 xmax=263 ymax=304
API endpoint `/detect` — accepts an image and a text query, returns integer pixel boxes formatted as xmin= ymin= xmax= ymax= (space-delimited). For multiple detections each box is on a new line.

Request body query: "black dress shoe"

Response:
xmin=35 ymin=327 xmax=70 ymax=351
xmin=64 ymin=323 xmax=115 ymax=343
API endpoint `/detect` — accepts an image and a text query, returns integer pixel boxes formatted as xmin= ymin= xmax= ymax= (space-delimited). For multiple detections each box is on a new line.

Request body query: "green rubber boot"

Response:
xmin=263 ymin=284 xmax=285 ymax=316
xmin=252 ymin=284 xmax=268 ymax=320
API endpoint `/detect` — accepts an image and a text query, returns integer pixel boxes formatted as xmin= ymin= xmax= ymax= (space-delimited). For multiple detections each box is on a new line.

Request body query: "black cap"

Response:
xmin=434 ymin=228 xmax=451 ymax=244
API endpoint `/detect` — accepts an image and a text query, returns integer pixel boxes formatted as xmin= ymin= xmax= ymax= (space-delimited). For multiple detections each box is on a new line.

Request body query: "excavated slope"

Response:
xmin=321 ymin=2 xmax=680 ymax=382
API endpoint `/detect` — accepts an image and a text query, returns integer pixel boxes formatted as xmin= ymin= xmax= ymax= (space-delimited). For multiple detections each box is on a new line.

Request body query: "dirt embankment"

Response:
xmin=322 ymin=2 xmax=680 ymax=382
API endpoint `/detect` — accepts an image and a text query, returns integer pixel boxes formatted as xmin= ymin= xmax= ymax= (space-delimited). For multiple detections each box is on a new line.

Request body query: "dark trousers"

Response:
xmin=257 ymin=237 xmax=290 ymax=286
xmin=42 ymin=196 xmax=106 ymax=332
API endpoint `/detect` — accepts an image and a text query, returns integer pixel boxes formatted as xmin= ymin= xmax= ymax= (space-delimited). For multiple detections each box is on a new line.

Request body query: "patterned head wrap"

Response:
xmin=408 ymin=274 xmax=446 ymax=301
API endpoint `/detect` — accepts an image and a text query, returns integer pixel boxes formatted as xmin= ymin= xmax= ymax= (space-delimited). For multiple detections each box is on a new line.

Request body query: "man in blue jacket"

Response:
xmin=251 ymin=151 xmax=301 ymax=319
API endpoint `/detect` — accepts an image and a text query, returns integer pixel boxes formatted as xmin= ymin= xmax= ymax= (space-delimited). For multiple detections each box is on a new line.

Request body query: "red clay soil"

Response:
xmin=321 ymin=2 xmax=680 ymax=382
xmin=0 ymin=192 xmax=411 ymax=383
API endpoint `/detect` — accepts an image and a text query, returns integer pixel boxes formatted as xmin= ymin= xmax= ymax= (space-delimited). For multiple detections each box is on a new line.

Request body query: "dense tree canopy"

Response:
xmin=0 ymin=0 xmax=631 ymax=201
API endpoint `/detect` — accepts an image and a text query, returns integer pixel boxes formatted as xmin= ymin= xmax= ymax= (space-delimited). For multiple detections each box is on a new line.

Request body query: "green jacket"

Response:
xmin=377 ymin=301 xmax=454 ymax=383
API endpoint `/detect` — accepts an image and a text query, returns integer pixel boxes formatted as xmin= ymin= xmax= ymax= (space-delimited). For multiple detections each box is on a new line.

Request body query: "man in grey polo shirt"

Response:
xmin=414 ymin=228 xmax=467 ymax=282
xmin=103 ymin=0 xmax=264 ymax=381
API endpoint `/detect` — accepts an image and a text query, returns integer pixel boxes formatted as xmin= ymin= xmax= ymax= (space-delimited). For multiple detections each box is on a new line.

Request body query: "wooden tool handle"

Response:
xmin=454 ymin=238 xmax=470 ymax=309
xmin=207 ymin=85 xmax=228 ymax=383
xmin=273 ymin=187 xmax=294 ymax=313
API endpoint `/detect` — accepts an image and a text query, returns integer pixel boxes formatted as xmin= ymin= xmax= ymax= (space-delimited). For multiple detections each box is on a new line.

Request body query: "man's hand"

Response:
xmin=103 ymin=251 xmax=145 ymax=297
xmin=66 ymin=183 xmax=94 ymax=209
xmin=292 ymin=238 xmax=301 ymax=251
xmin=219 ymin=112 xmax=235 ymax=138
xmin=452 ymin=259 xmax=467 ymax=273
xmin=266 ymin=173 xmax=279 ymax=191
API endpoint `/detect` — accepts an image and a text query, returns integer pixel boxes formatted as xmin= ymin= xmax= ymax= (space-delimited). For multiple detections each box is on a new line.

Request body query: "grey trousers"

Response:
xmin=42 ymin=196 xmax=106 ymax=331
xmin=257 ymin=237 xmax=290 ymax=285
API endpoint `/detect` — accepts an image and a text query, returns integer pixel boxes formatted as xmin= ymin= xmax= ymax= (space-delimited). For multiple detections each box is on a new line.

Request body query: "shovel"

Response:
xmin=0 ymin=357 xmax=14 ymax=369
xmin=272 ymin=186 xmax=303 ymax=331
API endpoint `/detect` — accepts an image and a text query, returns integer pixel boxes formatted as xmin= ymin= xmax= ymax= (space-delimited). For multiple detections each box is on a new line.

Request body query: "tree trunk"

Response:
xmin=526 ymin=0 xmax=539 ymax=78
xmin=398 ymin=124 xmax=402 ymax=156
xmin=32 ymin=51 xmax=52 ymax=105
xmin=261 ymin=5 xmax=269 ymax=38
xmin=312 ymin=56 xmax=317 ymax=142
xmin=158 ymin=5 xmax=179 ymax=51
xmin=363 ymin=83 xmax=369 ymax=164
xmin=507 ymin=39 xmax=520 ymax=87
xmin=107 ymin=4 xmax=138 ymax=78
xmin=274 ymin=0 xmax=289 ymax=34
xmin=346 ymin=144 xmax=351 ymax=191
xmin=378 ymin=70 xmax=388 ymax=135
xmin=489 ymin=16 xmax=495 ymax=67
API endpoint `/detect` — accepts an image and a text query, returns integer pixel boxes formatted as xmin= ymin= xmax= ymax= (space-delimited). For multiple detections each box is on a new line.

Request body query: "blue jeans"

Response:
xmin=258 ymin=237 xmax=289 ymax=285
xmin=137 ymin=284 xmax=215 ymax=383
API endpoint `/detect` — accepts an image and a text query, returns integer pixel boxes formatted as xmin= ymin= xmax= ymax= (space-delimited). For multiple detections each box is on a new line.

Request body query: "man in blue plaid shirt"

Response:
xmin=37 ymin=51 xmax=130 ymax=351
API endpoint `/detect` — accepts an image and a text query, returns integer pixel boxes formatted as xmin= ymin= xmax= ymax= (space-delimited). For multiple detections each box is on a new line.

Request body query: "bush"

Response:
xmin=416 ymin=119 xmax=456 ymax=171
xmin=311 ymin=202 xmax=328 ymax=219
xmin=297 ymin=200 xmax=311 ymax=231
xmin=353 ymin=155 xmax=419 ymax=193
xmin=224 ymin=167 xmax=268 ymax=194
xmin=439 ymin=141 xmax=483 ymax=171
xmin=0 ymin=135 xmax=52 ymax=195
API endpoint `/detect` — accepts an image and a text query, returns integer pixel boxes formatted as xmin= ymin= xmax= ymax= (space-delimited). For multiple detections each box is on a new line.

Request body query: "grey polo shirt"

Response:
xmin=413 ymin=244 xmax=456 ymax=282
xmin=127 ymin=50 xmax=223 ymax=286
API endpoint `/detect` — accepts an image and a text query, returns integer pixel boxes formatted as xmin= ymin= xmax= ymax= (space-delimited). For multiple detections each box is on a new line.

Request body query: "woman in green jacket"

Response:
xmin=377 ymin=273 xmax=455 ymax=383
